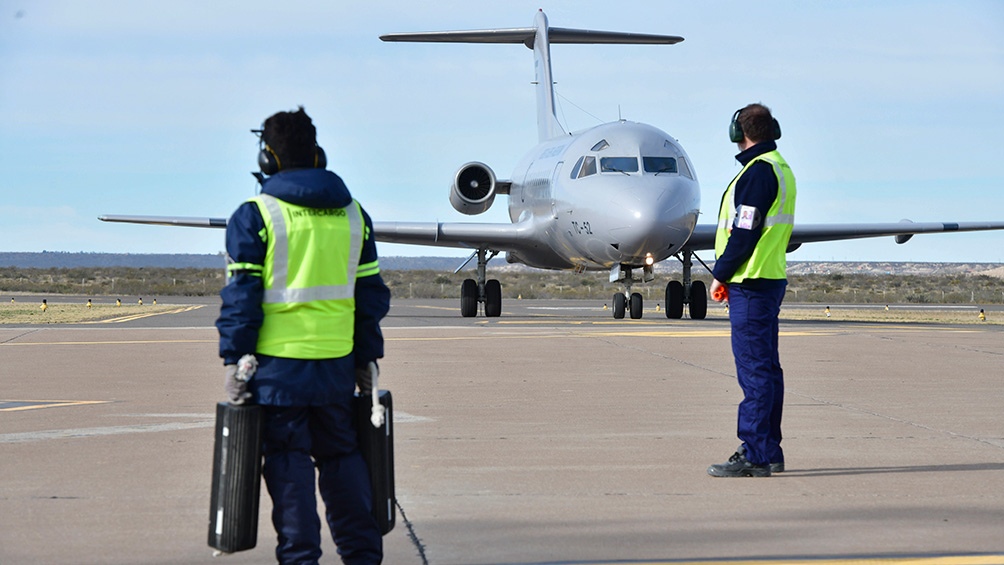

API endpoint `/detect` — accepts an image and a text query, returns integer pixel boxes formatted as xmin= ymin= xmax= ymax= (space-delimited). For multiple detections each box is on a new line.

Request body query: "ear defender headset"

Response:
xmin=257 ymin=142 xmax=327 ymax=176
xmin=729 ymin=108 xmax=782 ymax=143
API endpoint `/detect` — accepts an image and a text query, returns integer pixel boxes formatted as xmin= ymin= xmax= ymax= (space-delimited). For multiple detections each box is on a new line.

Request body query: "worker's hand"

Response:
xmin=224 ymin=365 xmax=252 ymax=405
xmin=710 ymin=279 xmax=728 ymax=302
xmin=356 ymin=362 xmax=378 ymax=396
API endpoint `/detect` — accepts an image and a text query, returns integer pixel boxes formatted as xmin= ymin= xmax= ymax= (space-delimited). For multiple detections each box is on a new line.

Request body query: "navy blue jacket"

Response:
xmin=216 ymin=168 xmax=391 ymax=406
xmin=712 ymin=141 xmax=787 ymax=290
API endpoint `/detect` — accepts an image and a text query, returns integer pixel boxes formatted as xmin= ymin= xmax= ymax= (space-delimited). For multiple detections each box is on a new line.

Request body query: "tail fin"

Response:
xmin=531 ymin=11 xmax=562 ymax=141
xmin=380 ymin=9 xmax=683 ymax=142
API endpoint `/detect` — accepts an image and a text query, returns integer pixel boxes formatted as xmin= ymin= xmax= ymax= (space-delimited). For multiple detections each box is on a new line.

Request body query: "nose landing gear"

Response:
xmin=610 ymin=263 xmax=652 ymax=319
xmin=609 ymin=250 xmax=711 ymax=320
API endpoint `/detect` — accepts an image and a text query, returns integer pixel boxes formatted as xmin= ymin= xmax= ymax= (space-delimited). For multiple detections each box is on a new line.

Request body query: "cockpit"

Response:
xmin=568 ymin=138 xmax=693 ymax=181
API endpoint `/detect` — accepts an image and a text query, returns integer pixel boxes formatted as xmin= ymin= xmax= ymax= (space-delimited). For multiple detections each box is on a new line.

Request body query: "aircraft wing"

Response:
xmin=682 ymin=220 xmax=1004 ymax=252
xmin=100 ymin=214 xmax=541 ymax=254
xmin=373 ymin=220 xmax=537 ymax=252
xmin=99 ymin=215 xmax=227 ymax=228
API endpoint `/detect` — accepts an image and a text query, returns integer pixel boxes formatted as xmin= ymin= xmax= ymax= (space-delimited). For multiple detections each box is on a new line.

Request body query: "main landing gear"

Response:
xmin=459 ymin=248 xmax=502 ymax=318
xmin=610 ymin=250 xmax=709 ymax=320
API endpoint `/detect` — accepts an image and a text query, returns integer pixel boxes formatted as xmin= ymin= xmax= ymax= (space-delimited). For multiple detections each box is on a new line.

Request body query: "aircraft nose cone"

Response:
xmin=609 ymin=184 xmax=692 ymax=263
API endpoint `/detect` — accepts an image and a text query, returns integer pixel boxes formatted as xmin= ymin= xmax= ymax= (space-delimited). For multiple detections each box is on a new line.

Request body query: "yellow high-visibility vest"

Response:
xmin=715 ymin=150 xmax=796 ymax=283
xmin=247 ymin=194 xmax=365 ymax=359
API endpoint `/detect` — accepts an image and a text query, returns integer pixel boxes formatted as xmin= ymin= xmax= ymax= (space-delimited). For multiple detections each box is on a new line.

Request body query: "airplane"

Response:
xmin=101 ymin=10 xmax=1004 ymax=320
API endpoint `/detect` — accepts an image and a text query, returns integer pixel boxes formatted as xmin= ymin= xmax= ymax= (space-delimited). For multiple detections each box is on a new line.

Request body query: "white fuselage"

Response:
xmin=505 ymin=120 xmax=701 ymax=271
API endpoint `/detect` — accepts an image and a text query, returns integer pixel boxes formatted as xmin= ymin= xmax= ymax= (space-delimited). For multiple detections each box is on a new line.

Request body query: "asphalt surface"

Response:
xmin=1 ymin=298 xmax=1002 ymax=564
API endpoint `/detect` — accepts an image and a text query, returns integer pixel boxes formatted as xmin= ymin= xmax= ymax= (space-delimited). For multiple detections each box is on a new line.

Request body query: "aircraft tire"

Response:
xmin=461 ymin=279 xmax=478 ymax=318
xmin=613 ymin=293 xmax=626 ymax=319
xmin=484 ymin=279 xmax=502 ymax=317
xmin=689 ymin=280 xmax=708 ymax=320
xmin=629 ymin=292 xmax=643 ymax=319
xmin=665 ymin=281 xmax=684 ymax=319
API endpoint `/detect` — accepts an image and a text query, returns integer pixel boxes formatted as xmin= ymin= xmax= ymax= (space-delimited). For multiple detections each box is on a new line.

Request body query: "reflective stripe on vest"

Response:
xmin=714 ymin=150 xmax=796 ymax=283
xmin=256 ymin=194 xmax=363 ymax=304
xmin=251 ymin=194 xmax=365 ymax=359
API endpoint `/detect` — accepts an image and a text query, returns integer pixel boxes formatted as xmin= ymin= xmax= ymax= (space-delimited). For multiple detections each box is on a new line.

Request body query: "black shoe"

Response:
xmin=708 ymin=451 xmax=771 ymax=477
xmin=736 ymin=444 xmax=784 ymax=474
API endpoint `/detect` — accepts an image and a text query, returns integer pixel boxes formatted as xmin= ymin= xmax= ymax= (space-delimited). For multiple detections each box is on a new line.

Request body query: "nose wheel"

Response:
xmin=612 ymin=291 xmax=644 ymax=319
xmin=609 ymin=264 xmax=652 ymax=319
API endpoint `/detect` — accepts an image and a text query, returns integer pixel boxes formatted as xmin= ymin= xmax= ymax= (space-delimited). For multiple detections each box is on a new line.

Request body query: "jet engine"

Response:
xmin=450 ymin=162 xmax=496 ymax=215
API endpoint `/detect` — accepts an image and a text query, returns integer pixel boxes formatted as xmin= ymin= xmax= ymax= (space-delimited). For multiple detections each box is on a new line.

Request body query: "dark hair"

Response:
xmin=737 ymin=103 xmax=774 ymax=144
xmin=261 ymin=106 xmax=317 ymax=169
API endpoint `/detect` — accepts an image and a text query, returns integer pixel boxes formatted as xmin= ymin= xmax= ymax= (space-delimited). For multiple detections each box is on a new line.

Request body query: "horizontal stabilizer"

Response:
xmin=380 ymin=28 xmax=683 ymax=48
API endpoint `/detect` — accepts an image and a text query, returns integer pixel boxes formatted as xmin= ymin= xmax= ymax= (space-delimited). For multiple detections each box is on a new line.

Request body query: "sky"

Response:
xmin=2 ymin=0 xmax=1003 ymax=263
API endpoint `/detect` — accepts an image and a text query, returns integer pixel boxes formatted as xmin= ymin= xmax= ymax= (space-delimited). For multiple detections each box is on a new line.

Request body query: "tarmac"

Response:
xmin=1 ymin=297 xmax=1002 ymax=564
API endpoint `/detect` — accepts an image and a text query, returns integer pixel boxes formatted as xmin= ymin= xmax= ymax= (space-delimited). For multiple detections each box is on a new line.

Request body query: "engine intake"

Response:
xmin=450 ymin=162 xmax=496 ymax=215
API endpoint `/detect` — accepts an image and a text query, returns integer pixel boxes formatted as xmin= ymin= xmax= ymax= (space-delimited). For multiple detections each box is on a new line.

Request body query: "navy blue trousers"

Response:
xmin=728 ymin=283 xmax=786 ymax=466
xmin=261 ymin=404 xmax=382 ymax=565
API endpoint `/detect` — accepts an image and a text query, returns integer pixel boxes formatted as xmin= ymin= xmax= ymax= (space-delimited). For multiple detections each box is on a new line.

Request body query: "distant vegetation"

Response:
xmin=0 ymin=267 xmax=225 ymax=297
xmin=3 ymin=266 xmax=1003 ymax=304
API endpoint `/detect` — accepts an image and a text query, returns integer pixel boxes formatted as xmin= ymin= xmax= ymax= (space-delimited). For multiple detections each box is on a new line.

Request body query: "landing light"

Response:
xmin=645 ymin=254 xmax=655 ymax=266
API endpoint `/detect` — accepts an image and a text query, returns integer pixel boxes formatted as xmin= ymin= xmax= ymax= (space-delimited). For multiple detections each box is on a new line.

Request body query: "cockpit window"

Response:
xmin=600 ymin=157 xmax=638 ymax=174
xmin=591 ymin=139 xmax=610 ymax=152
xmin=570 ymin=156 xmax=583 ymax=179
xmin=570 ymin=156 xmax=598 ymax=179
xmin=678 ymin=156 xmax=694 ymax=180
xmin=643 ymin=156 xmax=678 ymax=174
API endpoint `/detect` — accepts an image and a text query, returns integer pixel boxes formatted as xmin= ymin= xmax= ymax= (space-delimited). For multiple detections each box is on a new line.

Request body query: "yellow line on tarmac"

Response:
xmin=386 ymin=328 xmax=842 ymax=341
xmin=0 ymin=400 xmax=111 ymax=412
xmin=566 ymin=556 xmax=1004 ymax=565
xmin=406 ymin=305 xmax=458 ymax=312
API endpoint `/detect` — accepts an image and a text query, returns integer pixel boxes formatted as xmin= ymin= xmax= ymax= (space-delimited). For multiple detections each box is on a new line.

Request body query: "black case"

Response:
xmin=356 ymin=390 xmax=395 ymax=535
xmin=208 ymin=402 xmax=263 ymax=553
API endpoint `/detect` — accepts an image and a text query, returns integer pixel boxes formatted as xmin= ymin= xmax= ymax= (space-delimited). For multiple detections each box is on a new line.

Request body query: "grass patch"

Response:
xmin=1 ymin=301 xmax=183 ymax=325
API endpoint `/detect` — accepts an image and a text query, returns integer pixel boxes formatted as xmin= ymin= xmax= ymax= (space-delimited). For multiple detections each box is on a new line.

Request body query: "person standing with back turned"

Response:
xmin=708 ymin=103 xmax=796 ymax=478
xmin=216 ymin=107 xmax=391 ymax=563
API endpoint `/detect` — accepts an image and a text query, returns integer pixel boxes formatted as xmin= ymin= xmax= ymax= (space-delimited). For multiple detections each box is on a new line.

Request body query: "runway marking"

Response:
xmin=0 ymin=409 xmax=425 ymax=444
xmin=387 ymin=329 xmax=841 ymax=341
xmin=396 ymin=411 xmax=432 ymax=423
xmin=539 ymin=557 xmax=1004 ymax=565
xmin=0 ymin=338 xmax=214 ymax=347
xmin=82 ymin=304 xmax=206 ymax=324
xmin=405 ymin=304 xmax=458 ymax=312
xmin=0 ymin=399 xmax=111 ymax=412
xmin=0 ymin=420 xmax=214 ymax=443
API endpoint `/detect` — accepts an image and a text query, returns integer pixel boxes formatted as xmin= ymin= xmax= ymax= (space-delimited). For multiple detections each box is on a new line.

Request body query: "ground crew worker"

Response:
xmin=708 ymin=103 xmax=796 ymax=478
xmin=979 ymin=308 xmax=986 ymax=322
xmin=40 ymin=299 xmax=47 ymax=312
xmin=216 ymin=107 xmax=391 ymax=564
xmin=825 ymin=306 xmax=831 ymax=318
